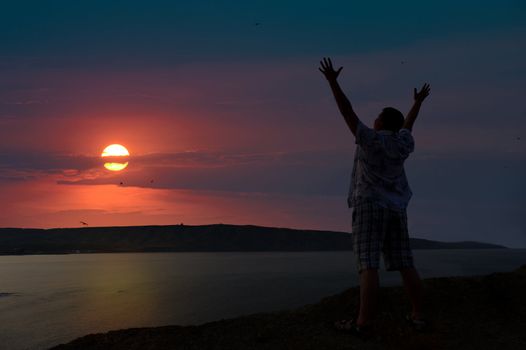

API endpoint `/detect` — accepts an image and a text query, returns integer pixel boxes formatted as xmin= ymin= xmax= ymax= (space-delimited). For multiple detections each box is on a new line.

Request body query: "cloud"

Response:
xmin=3 ymin=143 xmax=525 ymax=202
xmin=0 ymin=152 xmax=100 ymax=172
xmin=0 ymin=148 xmax=349 ymax=192
xmin=47 ymin=149 xmax=349 ymax=196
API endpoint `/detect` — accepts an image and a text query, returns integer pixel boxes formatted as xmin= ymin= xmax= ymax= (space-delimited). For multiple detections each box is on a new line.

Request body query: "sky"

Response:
xmin=0 ymin=0 xmax=525 ymax=247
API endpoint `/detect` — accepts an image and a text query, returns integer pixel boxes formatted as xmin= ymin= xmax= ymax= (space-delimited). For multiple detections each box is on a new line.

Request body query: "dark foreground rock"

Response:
xmin=51 ymin=265 xmax=526 ymax=350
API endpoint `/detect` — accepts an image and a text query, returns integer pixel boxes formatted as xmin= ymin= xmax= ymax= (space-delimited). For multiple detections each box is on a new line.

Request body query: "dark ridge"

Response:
xmin=0 ymin=224 xmax=507 ymax=256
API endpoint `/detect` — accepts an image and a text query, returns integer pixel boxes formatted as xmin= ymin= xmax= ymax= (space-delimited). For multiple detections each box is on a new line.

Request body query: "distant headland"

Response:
xmin=0 ymin=224 xmax=506 ymax=256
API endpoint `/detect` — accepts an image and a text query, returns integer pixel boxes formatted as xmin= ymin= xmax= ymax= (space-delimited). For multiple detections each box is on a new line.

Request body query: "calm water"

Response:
xmin=0 ymin=249 xmax=525 ymax=350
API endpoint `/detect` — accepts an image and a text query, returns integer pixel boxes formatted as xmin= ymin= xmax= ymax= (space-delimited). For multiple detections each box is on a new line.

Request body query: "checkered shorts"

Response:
xmin=351 ymin=200 xmax=414 ymax=272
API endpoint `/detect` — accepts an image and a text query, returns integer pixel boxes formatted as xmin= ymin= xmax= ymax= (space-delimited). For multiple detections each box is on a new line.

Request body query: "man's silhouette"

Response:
xmin=319 ymin=57 xmax=430 ymax=335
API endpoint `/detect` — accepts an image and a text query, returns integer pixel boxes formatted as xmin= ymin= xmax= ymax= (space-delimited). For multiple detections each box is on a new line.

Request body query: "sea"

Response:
xmin=1 ymin=249 xmax=525 ymax=350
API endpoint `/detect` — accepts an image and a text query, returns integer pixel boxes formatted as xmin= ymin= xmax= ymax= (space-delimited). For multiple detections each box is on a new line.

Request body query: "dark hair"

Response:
xmin=380 ymin=107 xmax=405 ymax=132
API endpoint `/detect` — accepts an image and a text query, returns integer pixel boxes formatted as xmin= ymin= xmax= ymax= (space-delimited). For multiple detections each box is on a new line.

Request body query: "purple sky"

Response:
xmin=1 ymin=1 xmax=525 ymax=247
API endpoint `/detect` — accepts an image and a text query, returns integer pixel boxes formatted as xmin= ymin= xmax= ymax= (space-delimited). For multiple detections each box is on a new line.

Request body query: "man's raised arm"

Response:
xmin=403 ymin=83 xmax=431 ymax=131
xmin=319 ymin=57 xmax=360 ymax=136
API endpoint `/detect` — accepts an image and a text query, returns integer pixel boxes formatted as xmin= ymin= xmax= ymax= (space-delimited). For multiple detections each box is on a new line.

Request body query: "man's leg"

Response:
xmin=383 ymin=208 xmax=424 ymax=320
xmin=357 ymin=268 xmax=379 ymax=326
xmin=351 ymin=201 xmax=386 ymax=327
xmin=400 ymin=267 xmax=424 ymax=319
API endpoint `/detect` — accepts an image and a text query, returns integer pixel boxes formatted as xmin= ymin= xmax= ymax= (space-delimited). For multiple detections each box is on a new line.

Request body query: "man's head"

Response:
xmin=374 ymin=107 xmax=405 ymax=132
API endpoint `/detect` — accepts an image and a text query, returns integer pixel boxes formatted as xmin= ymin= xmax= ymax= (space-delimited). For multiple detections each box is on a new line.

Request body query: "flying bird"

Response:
xmin=119 ymin=182 xmax=124 ymax=186
xmin=80 ymin=221 xmax=88 ymax=226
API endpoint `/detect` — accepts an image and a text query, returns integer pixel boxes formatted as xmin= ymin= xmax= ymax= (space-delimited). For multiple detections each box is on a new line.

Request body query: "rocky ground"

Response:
xmin=51 ymin=265 xmax=526 ymax=350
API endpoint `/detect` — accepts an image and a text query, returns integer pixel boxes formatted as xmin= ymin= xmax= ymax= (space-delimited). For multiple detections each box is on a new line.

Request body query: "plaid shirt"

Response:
xmin=348 ymin=120 xmax=415 ymax=212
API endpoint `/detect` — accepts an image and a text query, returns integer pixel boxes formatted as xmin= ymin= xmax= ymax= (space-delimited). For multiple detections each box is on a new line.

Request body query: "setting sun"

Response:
xmin=102 ymin=144 xmax=130 ymax=157
xmin=101 ymin=144 xmax=130 ymax=171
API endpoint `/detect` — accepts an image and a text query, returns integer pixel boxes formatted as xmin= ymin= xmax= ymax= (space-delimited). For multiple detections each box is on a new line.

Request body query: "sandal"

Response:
xmin=405 ymin=314 xmax=428 ymax=331
xmin=334 ymin=319 xmax=373 ymax=339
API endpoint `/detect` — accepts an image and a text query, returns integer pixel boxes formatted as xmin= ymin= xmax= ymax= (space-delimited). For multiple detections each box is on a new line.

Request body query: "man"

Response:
xmin=318 ymin=57 xmax=430 ymax=336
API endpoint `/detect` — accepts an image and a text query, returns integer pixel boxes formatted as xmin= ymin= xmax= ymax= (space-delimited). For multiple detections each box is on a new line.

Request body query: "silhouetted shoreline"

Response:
xmin=0 ymin=224 xmax=506 ymax=255
xmin=50 ymin=265 xmax=526 ymax=350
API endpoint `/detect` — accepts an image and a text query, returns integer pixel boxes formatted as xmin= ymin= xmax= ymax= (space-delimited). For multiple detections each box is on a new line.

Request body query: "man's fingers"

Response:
xmin=413 ymin=83 xmax=431 ymax=101
xmin=319 ymin=57 xmax=342 ymax=76
xmin=327 ymin=57 xmax=334 ymax=70
xmin=424 ymin=84 xmax=430 ymax=95
xmin=419 ymin=83 xmax=430 ymax=95
xmin=320 ymin=60 xmax=330 ymax=72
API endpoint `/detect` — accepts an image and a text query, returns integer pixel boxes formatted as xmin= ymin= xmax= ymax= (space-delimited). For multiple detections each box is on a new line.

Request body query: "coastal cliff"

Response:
xmin=51 ymin=265 xmax=526 ymax=350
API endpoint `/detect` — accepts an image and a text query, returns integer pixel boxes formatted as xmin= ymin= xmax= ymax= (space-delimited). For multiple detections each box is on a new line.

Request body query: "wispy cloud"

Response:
xmin=0 ymin=148 xmax=348 ymax=190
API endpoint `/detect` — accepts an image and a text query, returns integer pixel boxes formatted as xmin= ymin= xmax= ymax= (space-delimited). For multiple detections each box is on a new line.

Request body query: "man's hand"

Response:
xmin=414 ymin=83 xmax=431 ymax=104
xmin=403 ymin=83 xmax=431 ymax=131
xmin=319 ymin=57 xmax=343 ymax=81
xmin=319 ymin=57 xmax=359 ymax=135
